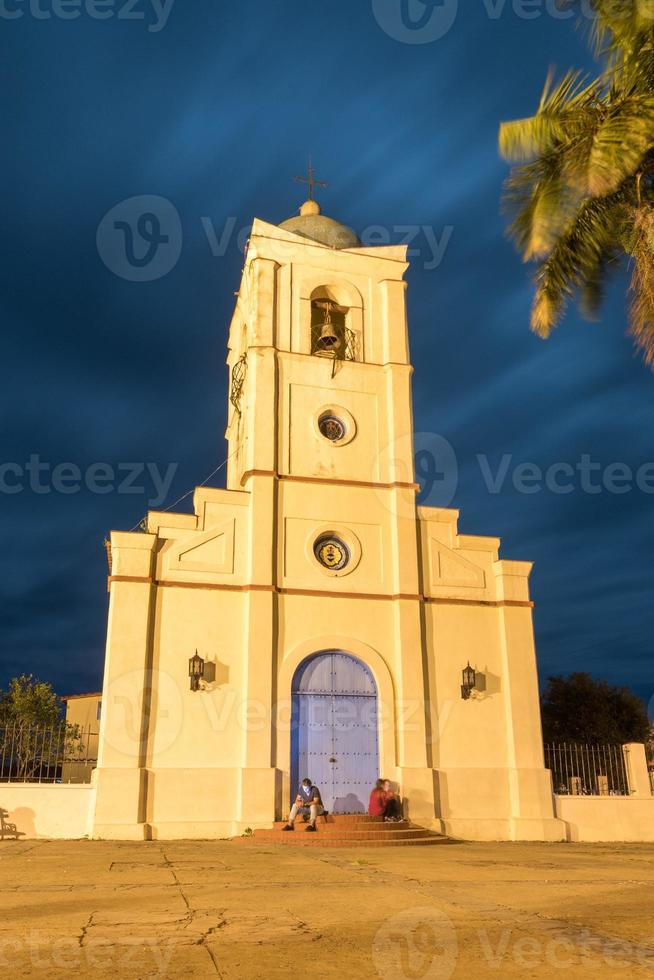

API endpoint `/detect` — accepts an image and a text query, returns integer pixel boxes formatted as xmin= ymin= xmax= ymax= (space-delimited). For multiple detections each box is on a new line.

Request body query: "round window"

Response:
xmin=318 ymin=413 xmax=347 ymax=443
xmin=314 ymin=534 xmax=351 ymax=571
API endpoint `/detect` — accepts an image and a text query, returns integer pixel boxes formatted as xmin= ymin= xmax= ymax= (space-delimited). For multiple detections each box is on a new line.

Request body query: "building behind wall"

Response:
xmin=61 ymin=692 xmax=101 ymax=784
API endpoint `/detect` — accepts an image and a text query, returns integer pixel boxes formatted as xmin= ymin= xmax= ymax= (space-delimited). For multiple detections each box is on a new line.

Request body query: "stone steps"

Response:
xmin=234 ymin=833 xmax=445 ymax=848
xmin=234 ymin=814 xmax=445 ymax=848
xmin=271 ymin=819 xmax=411 ymax=832
xmin=253 ymin=828 xmax=434 ymax=841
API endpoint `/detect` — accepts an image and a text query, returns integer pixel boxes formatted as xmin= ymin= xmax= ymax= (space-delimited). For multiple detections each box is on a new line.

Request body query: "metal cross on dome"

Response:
xmin=294 ymin=159 xmax=328 ymax=201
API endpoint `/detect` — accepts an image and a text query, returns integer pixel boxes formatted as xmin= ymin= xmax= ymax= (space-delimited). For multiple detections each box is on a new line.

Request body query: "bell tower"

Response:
xmin=225 ymin=195 xmax=416 ymax=498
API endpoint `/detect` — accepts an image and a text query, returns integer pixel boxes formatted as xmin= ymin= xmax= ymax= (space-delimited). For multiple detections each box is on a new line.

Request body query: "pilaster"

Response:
xmin=93 ymin=532 xmax=157 ymax=839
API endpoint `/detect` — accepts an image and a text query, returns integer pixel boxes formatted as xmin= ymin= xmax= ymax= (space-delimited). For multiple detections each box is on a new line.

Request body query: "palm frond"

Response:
xmin=503 ymin=158 xmax=582 ymax=259
xmin=586 ymin=94 xmax=654 ymax=195
xmin=586 ymin=0 xmax=652 ymax=56
xmin=628 ymin=205 xmax=654 ymax=366
xmin=499 ymin=71 xmax=600 ymax=163
xmin=499 ymin=2 xmax=654 ymax=369
xmin=530 ymin=193 xmax=625 ymax=337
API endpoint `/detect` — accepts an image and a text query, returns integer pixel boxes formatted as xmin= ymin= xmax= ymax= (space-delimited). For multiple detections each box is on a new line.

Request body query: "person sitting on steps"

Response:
xmin=368 ymin=778 xmax=403 ymax=822
xmin=382 ymin=779 xmax=403 ymax=821
xmin=283 ymin=778 xmax=325 ymax=832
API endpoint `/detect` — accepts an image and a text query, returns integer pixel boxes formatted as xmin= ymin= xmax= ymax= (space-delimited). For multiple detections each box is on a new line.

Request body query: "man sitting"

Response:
xmin=282 ymin=778 xmax=324 ymax=833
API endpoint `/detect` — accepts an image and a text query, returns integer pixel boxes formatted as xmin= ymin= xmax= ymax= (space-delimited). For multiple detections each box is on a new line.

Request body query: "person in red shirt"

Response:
xmin=368 ymin=779 xmax=403 ymax=821
xmin=368 ymin=779 xmax=386 ymax=817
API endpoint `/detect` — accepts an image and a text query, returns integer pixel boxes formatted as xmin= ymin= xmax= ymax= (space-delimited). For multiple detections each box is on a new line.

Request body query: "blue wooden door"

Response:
xmin=291 ymin=652 xmax=379 ymax=813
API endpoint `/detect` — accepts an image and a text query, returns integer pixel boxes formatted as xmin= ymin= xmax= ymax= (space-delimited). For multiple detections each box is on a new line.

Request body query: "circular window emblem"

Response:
xmin=313 ymin=405 xmax=356 ymax=446
xmin=314 ymin=535 xmax=350 ymax=571
xmin=318 ymin=413 xmax=346 ymax=442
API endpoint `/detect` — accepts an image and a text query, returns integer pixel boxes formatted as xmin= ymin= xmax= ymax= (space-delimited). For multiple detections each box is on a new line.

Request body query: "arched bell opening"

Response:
xmin=311 ymin=299 xmax=348 ymax=355
xmin=309 ymin=285 xmax=360 ymax=361
xmin=290 ymin=651 xmax=380 ymax=814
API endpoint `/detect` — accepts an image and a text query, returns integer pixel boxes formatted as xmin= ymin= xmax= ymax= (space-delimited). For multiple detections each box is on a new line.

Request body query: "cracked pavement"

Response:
xmin=0 ymin=839 xmax=653 ymax=977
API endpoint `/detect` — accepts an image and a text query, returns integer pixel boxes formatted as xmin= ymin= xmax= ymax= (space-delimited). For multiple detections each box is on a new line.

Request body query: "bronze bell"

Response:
xmin=317 ymin=307 xmax=341 ymax=351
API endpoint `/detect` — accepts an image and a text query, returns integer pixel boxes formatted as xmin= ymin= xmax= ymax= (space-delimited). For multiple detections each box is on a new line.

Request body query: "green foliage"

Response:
xmin=541 ymin=672 xmax=651 ymax=744
xmin=0 ymin=677 xmax=84 ymax=781
xmin=499 ymin=3 xmax=654 ymax=367
xmin=0 ymin=674 xmax=62 ymax=728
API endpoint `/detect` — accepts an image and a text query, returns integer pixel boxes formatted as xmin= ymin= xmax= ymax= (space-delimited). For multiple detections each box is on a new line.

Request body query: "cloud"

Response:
xmin=0 ymin=2 xmax=651 ymax=707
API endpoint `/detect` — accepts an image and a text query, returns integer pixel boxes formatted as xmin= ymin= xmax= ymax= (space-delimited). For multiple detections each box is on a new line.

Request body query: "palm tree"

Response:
xmin=499 ymin=3 xmax=654 ymax=368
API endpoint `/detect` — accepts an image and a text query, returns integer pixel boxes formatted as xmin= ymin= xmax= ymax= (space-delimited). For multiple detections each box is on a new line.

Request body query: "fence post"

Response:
xmin=622 ymin=744 xmax=651 ymax=797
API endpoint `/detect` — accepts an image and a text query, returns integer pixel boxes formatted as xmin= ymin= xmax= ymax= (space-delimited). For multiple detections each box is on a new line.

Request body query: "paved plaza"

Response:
xmin=1 ymin=838 xmax=653 ymax=978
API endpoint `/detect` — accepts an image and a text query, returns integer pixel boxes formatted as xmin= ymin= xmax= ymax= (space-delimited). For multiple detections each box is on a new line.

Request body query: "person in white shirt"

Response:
xmin=282 ymin=778 xmax=324 ymax=832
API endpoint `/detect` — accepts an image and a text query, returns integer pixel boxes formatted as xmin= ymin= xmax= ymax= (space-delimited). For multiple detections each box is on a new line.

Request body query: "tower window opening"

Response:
xmin=311 ymin=301 xmax=355 ymax=361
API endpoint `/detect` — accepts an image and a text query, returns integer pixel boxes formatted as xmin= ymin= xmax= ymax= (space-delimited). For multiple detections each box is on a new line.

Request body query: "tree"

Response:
xmin=0 ymin=674 xmax=62 ymax=728
xmin=499 ymin=2 xmax=654 ymax=367
xmin=541 ymin=672 xmax=651 ymax=744
xmin=0 ymin=675 xmax=68 ymax=781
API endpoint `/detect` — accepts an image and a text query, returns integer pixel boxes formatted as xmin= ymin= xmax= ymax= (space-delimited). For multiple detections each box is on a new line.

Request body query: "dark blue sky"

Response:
xmin=1 ymin=1 xmax=652 ymax=712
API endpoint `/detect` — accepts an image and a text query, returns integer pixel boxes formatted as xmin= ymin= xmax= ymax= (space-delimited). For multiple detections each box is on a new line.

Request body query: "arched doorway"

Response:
xmin=291 ymin=651 xmax=379 ymax=814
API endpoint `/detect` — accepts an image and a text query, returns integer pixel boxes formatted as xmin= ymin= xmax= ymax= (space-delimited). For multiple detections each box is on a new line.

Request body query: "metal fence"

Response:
xmin=0 ymin=722 xmax=99 ymax=784
xmin=545 ymin=743 xmax=631 ymax=797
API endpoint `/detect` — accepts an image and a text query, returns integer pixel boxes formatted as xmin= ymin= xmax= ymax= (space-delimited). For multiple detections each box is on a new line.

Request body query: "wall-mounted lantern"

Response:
xmin=188 ymin=651 xmax=205 ymax=692
xmin=461 ymin=662 xmax=477 ymax=701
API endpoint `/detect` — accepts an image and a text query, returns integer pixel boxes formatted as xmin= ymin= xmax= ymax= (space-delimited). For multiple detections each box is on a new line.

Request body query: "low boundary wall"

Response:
xmin=1 ymin=785 xmax=95 ymax=840
xmin=555 ymin=795 xmax=654 ymax=843
xmin=2 ymin=782 xmax=653 ymax=843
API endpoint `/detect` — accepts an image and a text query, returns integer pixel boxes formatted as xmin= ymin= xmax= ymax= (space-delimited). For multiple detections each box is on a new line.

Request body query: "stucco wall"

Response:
xmin=1 ymin=785 xmax=95 ymax=839
xmin=556 ymin=796 xmax=654 ymax=842
xmin=90 ymin=218 xmax=562 ymax=841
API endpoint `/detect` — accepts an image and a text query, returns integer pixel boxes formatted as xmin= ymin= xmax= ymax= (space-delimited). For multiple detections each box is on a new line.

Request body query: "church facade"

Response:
xmin=91 ymin=196 xmax=565 ymax=842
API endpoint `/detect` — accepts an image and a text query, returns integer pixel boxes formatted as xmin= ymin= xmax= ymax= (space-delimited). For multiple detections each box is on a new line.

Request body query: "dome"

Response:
xmin=279 ymin=199 xmax=361 ymax=249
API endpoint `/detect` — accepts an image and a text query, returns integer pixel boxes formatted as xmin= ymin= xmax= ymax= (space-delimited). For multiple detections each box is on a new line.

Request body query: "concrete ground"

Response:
xmin=1 ymin=839 xmax=653 ymax=979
